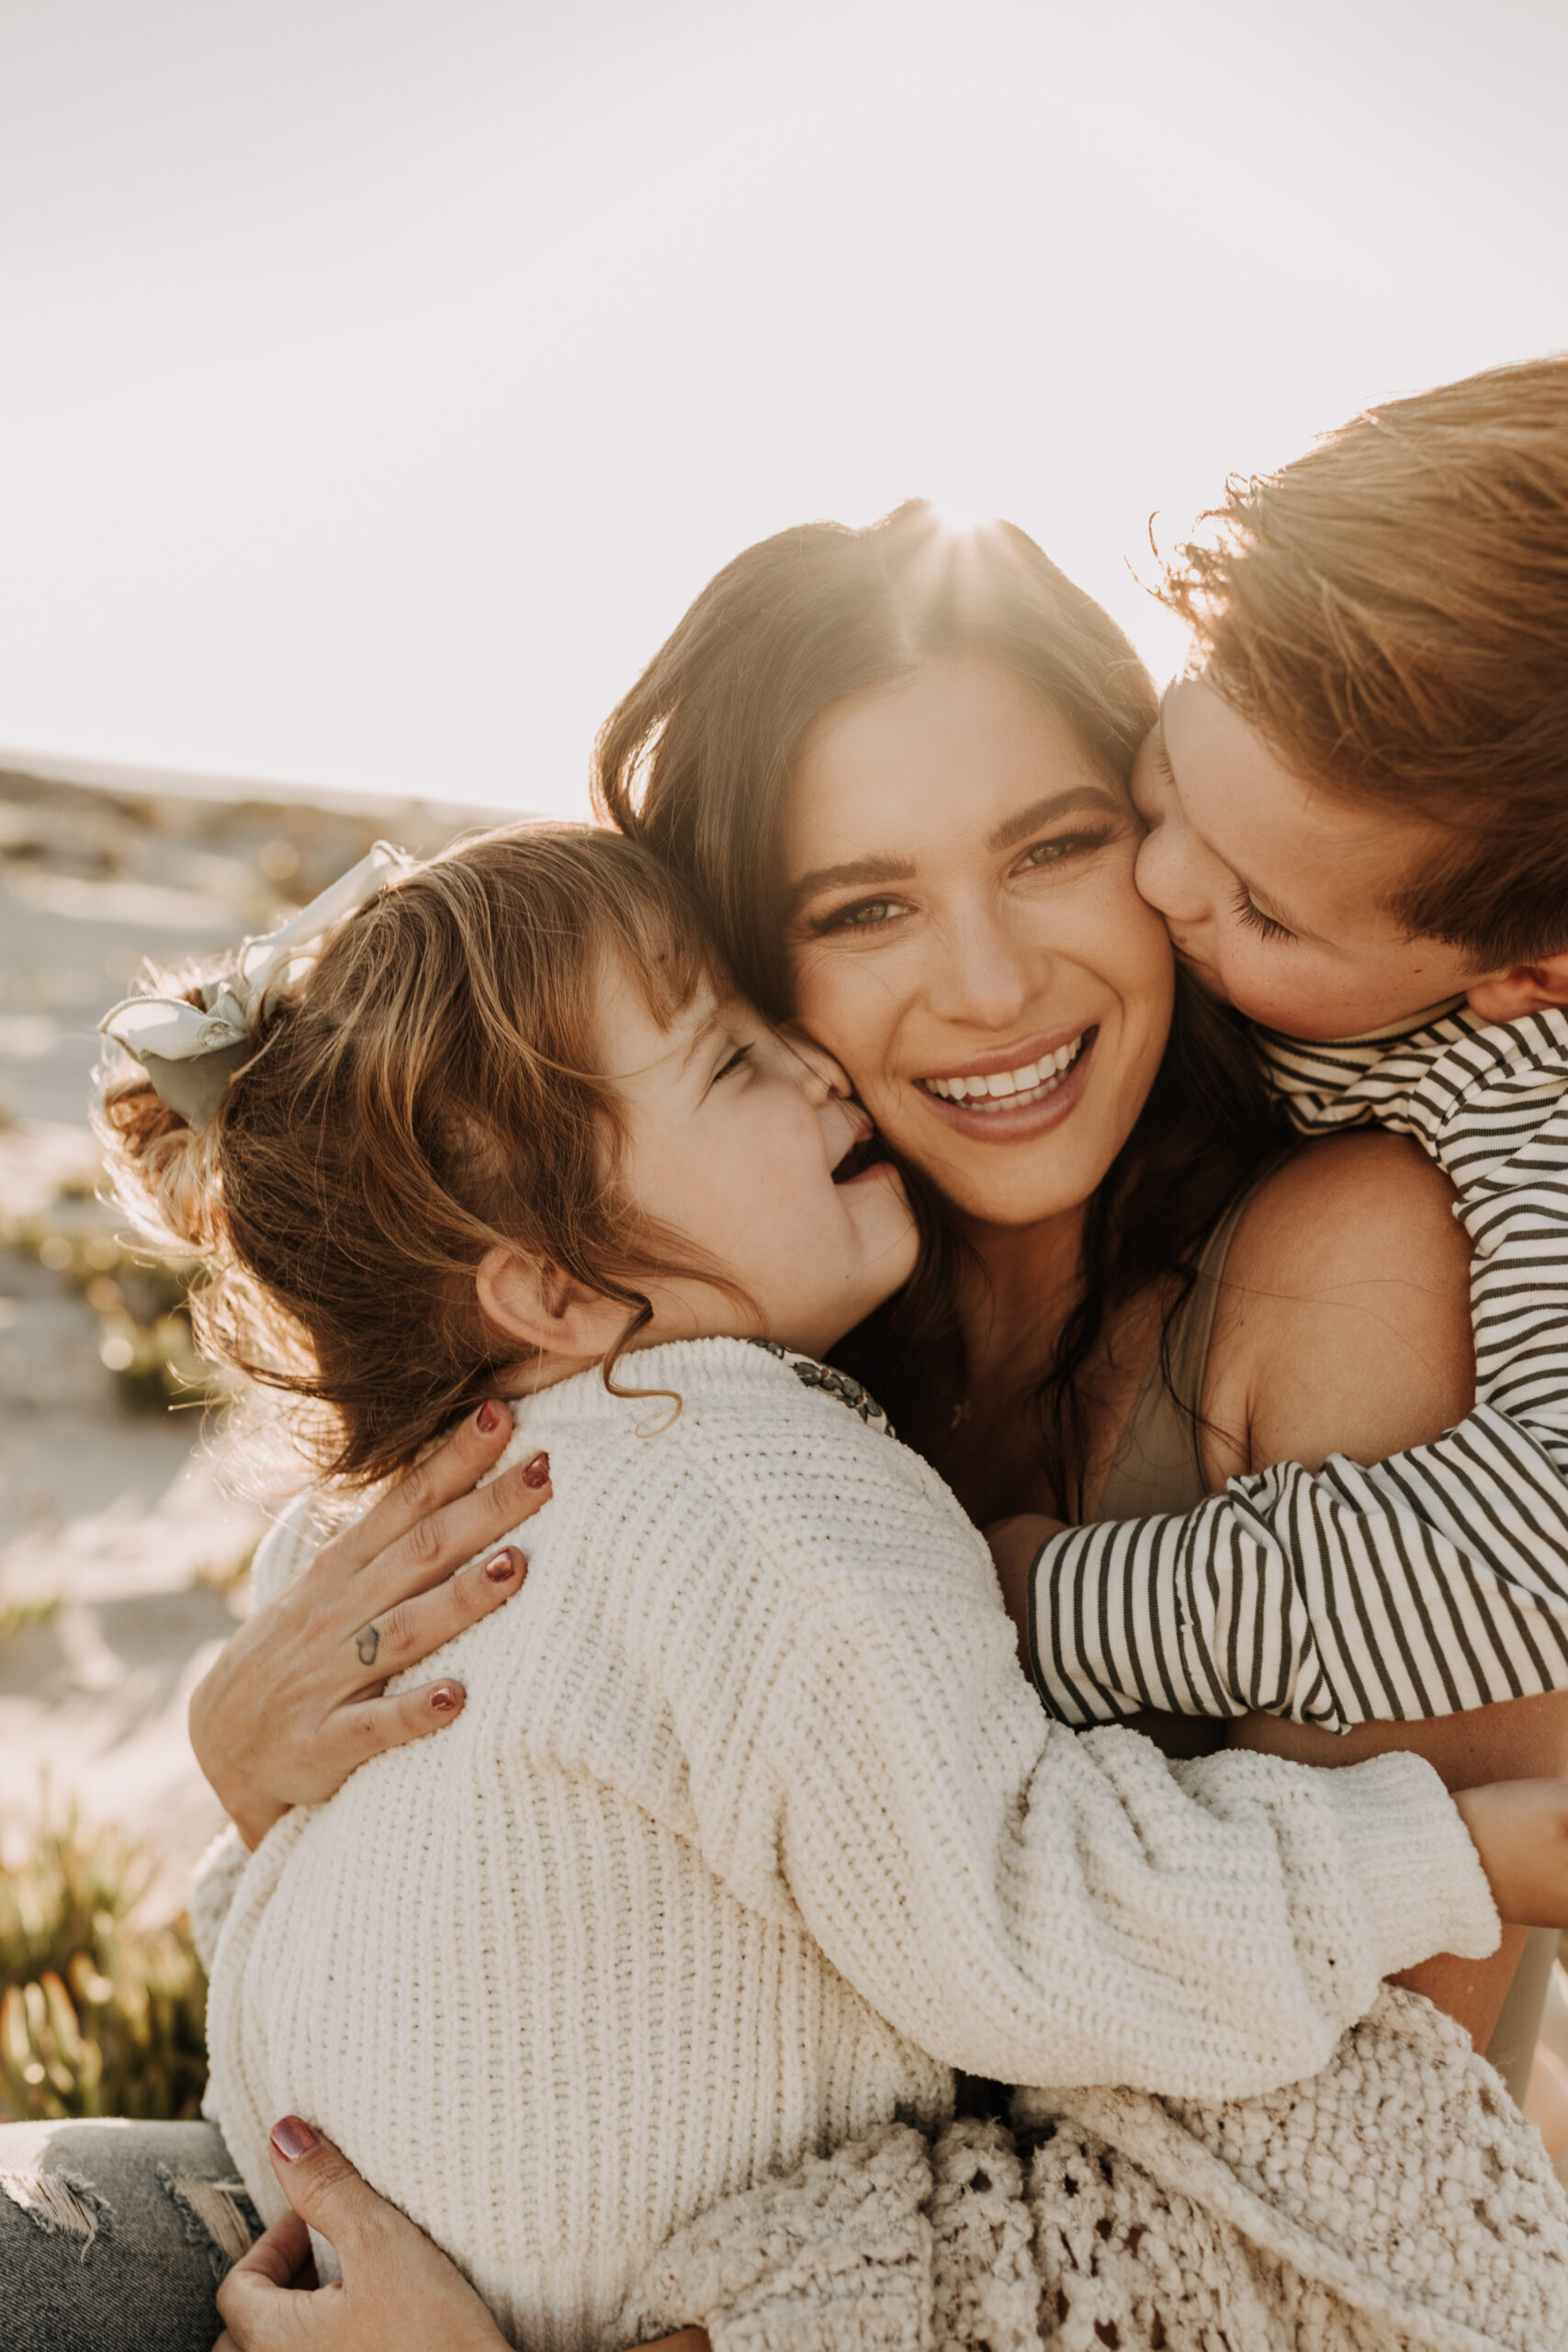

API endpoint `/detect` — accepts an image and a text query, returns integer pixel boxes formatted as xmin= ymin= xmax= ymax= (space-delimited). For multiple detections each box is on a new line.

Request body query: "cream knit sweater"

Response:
xmin=201 ymin=1340 xmax=1500 ymax=2352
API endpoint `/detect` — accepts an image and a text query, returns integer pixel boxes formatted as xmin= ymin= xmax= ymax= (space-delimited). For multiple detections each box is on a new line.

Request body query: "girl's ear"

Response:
xmin=1465 ymin=951 xmax=1568 ymax=1023
xmin=476 ymin=1247 xmax=626 ymax=1363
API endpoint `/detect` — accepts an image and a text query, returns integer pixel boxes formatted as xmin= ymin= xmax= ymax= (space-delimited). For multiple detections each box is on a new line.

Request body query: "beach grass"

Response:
xmin=0 ymin=1795 xmax=207 ymax=2121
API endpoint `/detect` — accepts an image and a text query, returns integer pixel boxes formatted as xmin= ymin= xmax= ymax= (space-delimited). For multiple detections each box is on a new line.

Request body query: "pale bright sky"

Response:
xmin=1 ymin=0 xmax=1565 ymax=816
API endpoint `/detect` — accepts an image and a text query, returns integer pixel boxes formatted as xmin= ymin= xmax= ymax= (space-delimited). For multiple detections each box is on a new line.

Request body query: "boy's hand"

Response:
xmin=1454 ymin=1780 xmax=1568 ymax=1927
xmin=986 ymin=1513 xmax=1065 ymax=1671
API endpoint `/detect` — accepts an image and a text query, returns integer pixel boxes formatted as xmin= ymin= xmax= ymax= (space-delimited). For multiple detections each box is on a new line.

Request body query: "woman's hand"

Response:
xmin=213 ymin=2117 xmax=509 ymax=2352
xmin=213 ymin=2117 xmax=712 ymax=2352
xmin=190 ymin=1401 xmax=552 ymax=1849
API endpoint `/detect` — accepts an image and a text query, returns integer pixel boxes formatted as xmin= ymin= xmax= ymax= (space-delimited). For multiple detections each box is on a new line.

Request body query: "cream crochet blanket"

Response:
xmin=622 ymin=1987 xmax=1568 ymax=2352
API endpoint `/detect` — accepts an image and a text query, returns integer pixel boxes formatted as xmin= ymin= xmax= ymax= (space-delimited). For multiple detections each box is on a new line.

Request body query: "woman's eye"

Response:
xmin=1016 ymin=826 xmax=1115 ymax=874
xmin=1231 ymin=885 xmax=1295 ymax=944
xmin=815 ymin=897 xmax=904 ymax=933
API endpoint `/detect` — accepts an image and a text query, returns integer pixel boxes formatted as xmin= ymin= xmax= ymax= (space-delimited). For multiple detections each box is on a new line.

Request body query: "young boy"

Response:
xmin=1024 ymin=354 xmax=1568 ymax=1738
xmin=1011 ymin=356 xmax=1568 ymax=2101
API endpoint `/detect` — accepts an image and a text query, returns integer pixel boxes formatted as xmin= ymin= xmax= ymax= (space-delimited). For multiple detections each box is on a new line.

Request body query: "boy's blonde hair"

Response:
xmin=97 ymin=825 xmax=727 ymax=1484
xmin=1163 ymin=356 xmax=1568 ymax=967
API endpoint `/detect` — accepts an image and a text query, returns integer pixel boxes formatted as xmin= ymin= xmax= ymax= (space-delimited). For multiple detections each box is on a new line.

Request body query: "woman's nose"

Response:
xmin=931 ymin=912 xmax=1034 ymax=1031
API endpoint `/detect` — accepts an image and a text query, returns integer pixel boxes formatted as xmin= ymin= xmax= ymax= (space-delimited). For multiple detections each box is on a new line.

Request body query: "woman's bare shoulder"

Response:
xmin=1228 ymin=1128 xmax=1468 ymax=1294
xmin=1203 ymin=1131 xmax=1475 ymax=1481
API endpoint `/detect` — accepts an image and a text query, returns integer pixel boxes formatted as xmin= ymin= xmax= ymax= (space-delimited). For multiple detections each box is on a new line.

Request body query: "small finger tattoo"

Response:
xmin=356 ymin=1623 xmax=380 ymax=1666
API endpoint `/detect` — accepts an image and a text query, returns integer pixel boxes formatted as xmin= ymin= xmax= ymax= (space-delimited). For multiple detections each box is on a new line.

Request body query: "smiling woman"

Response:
xmin=597 ymin=502 xmax=1278 ymax=1515
xmin=782 ymin=657 xmax=1172 ymax=1234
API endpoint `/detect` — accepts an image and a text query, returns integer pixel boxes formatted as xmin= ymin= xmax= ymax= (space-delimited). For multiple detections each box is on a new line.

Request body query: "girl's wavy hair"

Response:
xmin=96 ymin=825 xmax=732 ymax=1487
xmin=596 ymin=501 xmax=1284 ymax=1510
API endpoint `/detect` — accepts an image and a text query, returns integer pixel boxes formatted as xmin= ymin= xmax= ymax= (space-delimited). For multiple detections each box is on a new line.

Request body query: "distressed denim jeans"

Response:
xmin=0 ymin=2117 xmax=258 ymax=2352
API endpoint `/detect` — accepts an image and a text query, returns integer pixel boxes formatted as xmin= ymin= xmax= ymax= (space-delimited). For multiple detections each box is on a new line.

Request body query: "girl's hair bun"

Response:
xmin=96 ymin=978 xmax=235 ymax=1258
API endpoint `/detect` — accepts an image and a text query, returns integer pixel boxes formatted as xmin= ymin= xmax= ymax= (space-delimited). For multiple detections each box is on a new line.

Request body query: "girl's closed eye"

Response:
xmin=712 ymin=1044 xmax=751 ymax=1084
xmin=1231 ymin=883 xmax=1296 ymax=944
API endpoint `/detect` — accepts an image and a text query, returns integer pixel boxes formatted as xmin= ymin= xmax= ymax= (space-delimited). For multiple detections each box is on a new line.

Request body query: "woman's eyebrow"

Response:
xmin=784 ymin=852 xmax=915 ymax=914
xmin=986 ymin=784 xmax=1124 ymax=854
xmin=786 ymin=785 xmax=1124 ymax=914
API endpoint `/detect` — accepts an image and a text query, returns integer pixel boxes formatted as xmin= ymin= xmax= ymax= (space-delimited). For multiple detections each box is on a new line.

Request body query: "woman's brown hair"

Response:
xmin=595 ymin=502 xmax=1283 ymax=1510
xmin=97 ymin=825 xmax=728 ymax=1487
xmin=597 ymin=502 xmax=1158 ymax=1018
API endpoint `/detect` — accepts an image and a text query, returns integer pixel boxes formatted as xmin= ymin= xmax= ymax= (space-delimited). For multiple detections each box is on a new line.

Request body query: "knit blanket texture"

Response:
xmin=620 ymin=1988 xmax=1568 ymax=2352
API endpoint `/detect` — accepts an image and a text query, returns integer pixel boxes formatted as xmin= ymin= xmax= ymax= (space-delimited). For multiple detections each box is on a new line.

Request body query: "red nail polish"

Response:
xmin=477 ymin=1399 xmax=503 ymax=1435
xmin=484 ymin=1549 xmax=522 ymax=1585
xmin=271 ymin=2116 xmax=318 ymax=2162
xmin=429 ymin=1683 xmax=461 ymax=1713
xmin=521 ymin=1451 xmax=549 ymax=1488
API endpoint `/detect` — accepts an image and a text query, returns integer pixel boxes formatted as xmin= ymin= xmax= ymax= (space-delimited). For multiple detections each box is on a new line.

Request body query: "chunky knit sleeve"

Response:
xmin=656 ymin=1408 xmax=1498 ymax=2104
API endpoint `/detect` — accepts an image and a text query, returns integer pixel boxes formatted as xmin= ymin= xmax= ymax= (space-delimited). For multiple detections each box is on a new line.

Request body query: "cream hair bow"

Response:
xmin=99 ymin=840 xmax=412 ymax=1127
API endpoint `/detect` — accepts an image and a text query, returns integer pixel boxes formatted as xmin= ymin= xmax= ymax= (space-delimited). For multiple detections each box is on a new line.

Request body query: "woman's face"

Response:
xmin=780 ymin=655 xmax=1174 ymax=1231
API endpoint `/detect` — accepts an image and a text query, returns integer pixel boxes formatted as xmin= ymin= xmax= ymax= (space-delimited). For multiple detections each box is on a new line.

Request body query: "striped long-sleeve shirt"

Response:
xmin=1028 ymin=1003 xmax=1568 ymax=1732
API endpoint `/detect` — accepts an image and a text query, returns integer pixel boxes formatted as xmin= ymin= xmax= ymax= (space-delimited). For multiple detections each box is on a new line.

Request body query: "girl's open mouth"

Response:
xmin=831 ymin=1127 xmax=888 ymax=1184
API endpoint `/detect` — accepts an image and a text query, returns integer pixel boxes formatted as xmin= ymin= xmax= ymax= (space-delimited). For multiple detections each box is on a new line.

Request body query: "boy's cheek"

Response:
xmin=1171 ymin=947 xmax=1235 ymax=1009
xmin=1194 ymin=939 xmax=1317 ymax=1033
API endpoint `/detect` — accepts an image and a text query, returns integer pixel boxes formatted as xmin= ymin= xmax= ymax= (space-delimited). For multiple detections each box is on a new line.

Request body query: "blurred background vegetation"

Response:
xmin=0 ymin=762 xmax=503 ymax=2122
xmin=0 ymin=1795 xmax=207 ymax=2121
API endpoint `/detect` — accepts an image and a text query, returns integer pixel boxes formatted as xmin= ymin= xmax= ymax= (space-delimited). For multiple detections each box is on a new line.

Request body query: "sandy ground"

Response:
xmin=0 ymin=759 xmax=511 ymax=1916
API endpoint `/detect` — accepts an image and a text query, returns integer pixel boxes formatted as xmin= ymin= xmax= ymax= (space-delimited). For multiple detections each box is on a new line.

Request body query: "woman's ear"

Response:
xmin=476 ymin=1247 xmax=626 ymax=1364
xmin=1465 ymin=952 xmax=1568 ymax=1023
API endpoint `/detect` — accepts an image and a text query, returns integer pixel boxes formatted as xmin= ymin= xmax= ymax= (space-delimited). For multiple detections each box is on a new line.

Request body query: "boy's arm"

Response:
xmin=1029 ymin=1010 xmax=1568 ymax=1731
xmin=1260 ymin=1008 xmax=1568 ymax=1461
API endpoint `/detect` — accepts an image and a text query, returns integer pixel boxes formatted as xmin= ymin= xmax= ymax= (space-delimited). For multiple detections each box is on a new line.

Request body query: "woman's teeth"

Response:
xmin=919 ymin=1033 xmax=1086 ymax=1110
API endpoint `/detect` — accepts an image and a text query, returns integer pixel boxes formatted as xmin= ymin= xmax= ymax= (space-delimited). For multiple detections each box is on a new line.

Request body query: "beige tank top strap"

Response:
xmin=1096 ymin=1175 xmax=1269 ymax=1522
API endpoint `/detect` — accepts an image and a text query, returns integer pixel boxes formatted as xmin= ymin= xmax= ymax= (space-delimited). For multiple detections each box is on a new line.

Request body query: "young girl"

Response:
xmin=97 ymin=820 xmax=1568 ymax=2349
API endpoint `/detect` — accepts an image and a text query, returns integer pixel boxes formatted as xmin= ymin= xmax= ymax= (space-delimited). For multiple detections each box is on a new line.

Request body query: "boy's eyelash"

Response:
xmin=1231 ymin=885 xmax=1295 ymax=944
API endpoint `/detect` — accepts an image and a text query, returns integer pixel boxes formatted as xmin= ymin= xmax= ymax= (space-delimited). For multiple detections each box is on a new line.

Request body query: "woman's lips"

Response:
xmin=911 ymin=1025 xmax=1099 ymax=1141
xmin=914 ymin=1022 xmax=1091 ymax=1088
